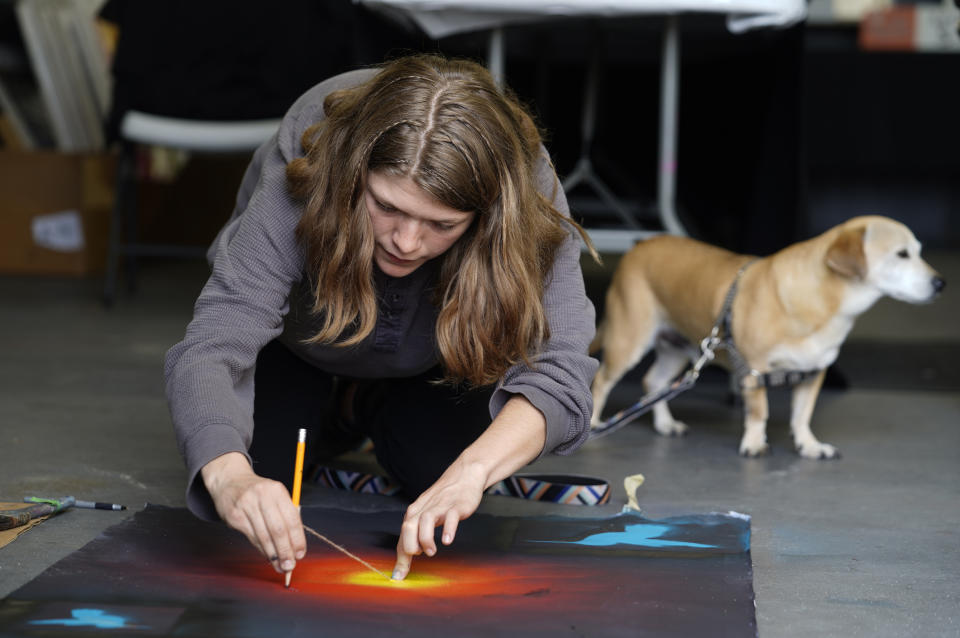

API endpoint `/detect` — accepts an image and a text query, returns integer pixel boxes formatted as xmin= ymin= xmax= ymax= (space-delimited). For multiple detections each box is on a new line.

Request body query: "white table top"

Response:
xmin=359 ymin=0 xmax=807 ymax=37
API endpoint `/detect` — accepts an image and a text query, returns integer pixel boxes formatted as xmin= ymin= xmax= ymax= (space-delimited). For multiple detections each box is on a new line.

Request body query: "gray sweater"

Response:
xmin=164 ymin=69 xmax=599 ymax=520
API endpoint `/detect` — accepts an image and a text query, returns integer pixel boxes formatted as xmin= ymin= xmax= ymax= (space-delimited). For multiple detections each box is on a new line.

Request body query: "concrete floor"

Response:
xmin=0 ymin=250 xmax=957 ymax=637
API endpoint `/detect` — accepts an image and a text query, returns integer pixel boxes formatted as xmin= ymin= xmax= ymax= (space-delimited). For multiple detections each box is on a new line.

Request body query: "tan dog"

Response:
xmin=590 ymin=216 xmax=945 ymax=458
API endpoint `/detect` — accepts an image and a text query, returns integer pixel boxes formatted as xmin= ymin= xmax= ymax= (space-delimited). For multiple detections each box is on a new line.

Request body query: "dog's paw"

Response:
xmin=796 ymin=441 xmax=841 ymax=460
xmin=739 ymin=440 xmax=770 ymax=457
xmin=654 ymin=419 xmax=689 ymax=437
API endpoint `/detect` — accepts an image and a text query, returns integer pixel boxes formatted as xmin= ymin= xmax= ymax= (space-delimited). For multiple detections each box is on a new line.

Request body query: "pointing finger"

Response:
xmin=392 ymin=545 xmax=413 ymax=581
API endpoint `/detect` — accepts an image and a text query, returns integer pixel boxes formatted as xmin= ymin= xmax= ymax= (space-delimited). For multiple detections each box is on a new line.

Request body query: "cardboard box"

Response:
xmin=859 ymin=4 xmax=960 ymax=52
xmin=0 ymin=150 xmax=115 ymax=276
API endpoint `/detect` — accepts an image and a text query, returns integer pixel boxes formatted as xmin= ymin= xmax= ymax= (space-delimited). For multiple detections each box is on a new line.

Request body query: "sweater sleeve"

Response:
xmin=163 ymin=103 xmax=314 ymax=521
xmin=489 ymin=152 xmax=599 ymax=457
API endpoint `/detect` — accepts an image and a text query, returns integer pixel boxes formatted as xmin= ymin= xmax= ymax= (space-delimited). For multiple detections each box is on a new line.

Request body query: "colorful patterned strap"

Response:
xmin=486 ymin=474 xmax=611 ymax=506
xmin=311 ymin=466 xmax=402 ymax=496
xmin=312 ymin=466 xmax=610 ymax=506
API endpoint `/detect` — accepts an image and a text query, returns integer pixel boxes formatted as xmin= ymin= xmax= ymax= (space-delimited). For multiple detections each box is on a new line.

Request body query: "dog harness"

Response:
xmin=590 ymin=260 xmax=822 ymax=439
xmin=714 ymin=260 xmax=823 ymax=391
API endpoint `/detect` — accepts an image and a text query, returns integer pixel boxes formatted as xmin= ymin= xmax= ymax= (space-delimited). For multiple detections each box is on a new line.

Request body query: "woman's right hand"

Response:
xmin=201 ymin=452 xmax=307 ymax=575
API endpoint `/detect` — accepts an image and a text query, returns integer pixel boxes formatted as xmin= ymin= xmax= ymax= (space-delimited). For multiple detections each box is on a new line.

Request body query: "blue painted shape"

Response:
xmin=29 ymin=608 xmax=142 ymax=629
xmin=535 ymin=523 xmax=719 ymax=549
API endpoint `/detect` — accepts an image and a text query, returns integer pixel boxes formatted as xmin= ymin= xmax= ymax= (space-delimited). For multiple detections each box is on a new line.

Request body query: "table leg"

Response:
xmin=657 ymin=15 xmax=687 ymax=236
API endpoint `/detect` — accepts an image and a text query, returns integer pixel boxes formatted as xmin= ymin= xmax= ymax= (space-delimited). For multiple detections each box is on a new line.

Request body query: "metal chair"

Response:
xmin=103 ymin=111 xmax=280 ymax=305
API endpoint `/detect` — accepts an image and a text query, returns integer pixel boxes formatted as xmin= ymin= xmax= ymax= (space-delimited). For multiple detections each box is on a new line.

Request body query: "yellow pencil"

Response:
xmin=285 ymin=427 xmax=306 ymax=588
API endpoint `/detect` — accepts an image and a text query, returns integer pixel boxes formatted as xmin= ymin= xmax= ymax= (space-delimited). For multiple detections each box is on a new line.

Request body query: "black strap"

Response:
xmin=746 ymin=368 xmax=823 ymax=389
xmin=588 ymin=371 xmax=698 ymax=441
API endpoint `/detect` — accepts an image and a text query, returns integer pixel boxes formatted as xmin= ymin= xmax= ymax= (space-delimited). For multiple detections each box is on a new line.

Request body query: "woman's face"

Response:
xmin=365 ymin=171 xmax=476 ymax=277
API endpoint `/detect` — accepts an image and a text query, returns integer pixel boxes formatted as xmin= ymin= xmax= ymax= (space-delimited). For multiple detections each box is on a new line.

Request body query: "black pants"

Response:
xmin=249 ymin=340 xmax=493 ymax=499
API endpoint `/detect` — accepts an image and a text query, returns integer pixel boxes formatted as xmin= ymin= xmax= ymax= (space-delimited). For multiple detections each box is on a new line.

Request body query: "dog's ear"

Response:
xmin=826 ymin=226 xmax=867 ymax=280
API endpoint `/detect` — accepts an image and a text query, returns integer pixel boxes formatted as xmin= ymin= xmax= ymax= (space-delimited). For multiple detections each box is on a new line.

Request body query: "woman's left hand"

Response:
xmin=391 ymin=458 xmax=486 ymax=580
xmin=390 ymin=395 xmax=547 ymax=581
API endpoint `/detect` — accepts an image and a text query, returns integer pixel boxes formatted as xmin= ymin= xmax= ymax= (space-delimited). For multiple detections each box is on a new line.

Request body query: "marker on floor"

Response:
xmin=24 ymin=497 xmax=126 ymax=512
xmin=75 ymin=501 xmax=127 ymax=511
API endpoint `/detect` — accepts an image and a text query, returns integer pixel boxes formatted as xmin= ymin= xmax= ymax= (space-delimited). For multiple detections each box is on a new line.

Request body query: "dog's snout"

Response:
xmin=932 ymin=276 xmax=946 ymax=294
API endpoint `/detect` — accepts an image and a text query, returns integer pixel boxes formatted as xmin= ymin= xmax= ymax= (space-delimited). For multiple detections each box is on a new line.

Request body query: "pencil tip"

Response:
xmin=284 ymin=571 xmax=292 ymax=588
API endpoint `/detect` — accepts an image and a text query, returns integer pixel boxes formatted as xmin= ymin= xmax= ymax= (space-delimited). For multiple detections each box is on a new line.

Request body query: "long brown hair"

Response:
xmin=287 ymin=54 xmax=596 ymax=386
